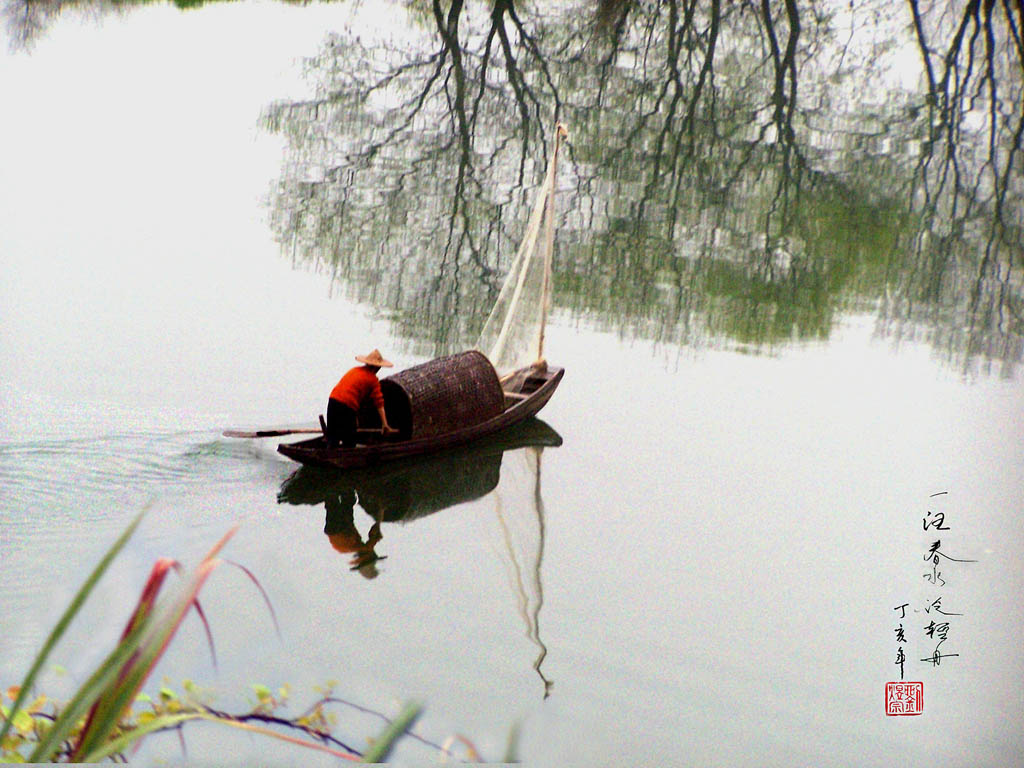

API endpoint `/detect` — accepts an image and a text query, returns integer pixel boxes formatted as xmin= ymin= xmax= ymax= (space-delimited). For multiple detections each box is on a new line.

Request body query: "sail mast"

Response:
xmin=537 ymin=123 xmax=568 ymax=365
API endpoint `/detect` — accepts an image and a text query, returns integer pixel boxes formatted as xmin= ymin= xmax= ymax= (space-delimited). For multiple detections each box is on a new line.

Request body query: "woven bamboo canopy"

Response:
xmin=378 ymin=350 xmax=505 ymax=440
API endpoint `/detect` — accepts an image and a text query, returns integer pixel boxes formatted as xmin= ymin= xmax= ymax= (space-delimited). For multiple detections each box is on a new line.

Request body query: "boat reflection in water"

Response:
xmin=277 ymin=417 xmax=560 ymax=695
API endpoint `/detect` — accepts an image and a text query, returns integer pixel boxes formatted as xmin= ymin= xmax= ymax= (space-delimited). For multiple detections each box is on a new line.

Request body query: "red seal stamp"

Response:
xmin=885 ymin=681 xmax=924 ymax=716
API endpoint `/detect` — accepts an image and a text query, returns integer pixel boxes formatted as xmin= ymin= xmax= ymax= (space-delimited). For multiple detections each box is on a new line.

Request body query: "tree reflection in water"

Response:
xmin=6 ymin=0 xmax=1021 ymax=374
xmin=255 ymin=0 xmax=1021 ymax=375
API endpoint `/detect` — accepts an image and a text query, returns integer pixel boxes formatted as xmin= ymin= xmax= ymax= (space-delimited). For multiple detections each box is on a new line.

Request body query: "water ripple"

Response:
xmin=0 ymin=431 xmax=283 ymax=510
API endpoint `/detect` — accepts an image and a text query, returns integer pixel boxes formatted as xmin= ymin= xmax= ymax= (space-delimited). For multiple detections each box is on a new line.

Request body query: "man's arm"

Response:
xmin=377 ymin=404 xmax=396 ymax=434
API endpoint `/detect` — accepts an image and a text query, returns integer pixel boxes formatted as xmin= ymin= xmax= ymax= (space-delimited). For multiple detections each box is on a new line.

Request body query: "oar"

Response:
xmin=222 ymin=428 xmax=323 ymax=439
xmin=223 ymin=427 xmax=396 ymax=439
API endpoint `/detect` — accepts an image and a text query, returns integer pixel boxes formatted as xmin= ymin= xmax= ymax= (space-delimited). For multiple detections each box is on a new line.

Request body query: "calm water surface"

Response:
xmin=1 ymin=1 xmax=1022 ymax=765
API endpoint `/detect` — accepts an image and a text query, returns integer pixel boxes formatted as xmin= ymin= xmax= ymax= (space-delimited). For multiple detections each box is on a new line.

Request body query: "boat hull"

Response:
xmin=277 ymin=365 xmax=563 ymax=469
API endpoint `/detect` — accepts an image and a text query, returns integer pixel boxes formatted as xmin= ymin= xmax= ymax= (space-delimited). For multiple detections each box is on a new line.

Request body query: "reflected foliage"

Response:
xmin=7 ymin=0 xmax=1021 ymax=374
xmin=260 ymin=0 xmax=1022 ymax=375
xmin=4 ymin=0 xmax=273 ymax=48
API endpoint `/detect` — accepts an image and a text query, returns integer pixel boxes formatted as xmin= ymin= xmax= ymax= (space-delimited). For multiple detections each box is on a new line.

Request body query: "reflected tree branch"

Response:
xmin=7 ymin=0 xmax=1020 ymax=372
xmin=7 ymin=0 xmax=1024 ymax=379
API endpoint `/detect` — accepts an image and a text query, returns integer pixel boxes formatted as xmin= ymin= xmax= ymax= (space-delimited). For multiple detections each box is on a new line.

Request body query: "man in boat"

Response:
xmin=326 ymin=349 xmax=398 ymax=447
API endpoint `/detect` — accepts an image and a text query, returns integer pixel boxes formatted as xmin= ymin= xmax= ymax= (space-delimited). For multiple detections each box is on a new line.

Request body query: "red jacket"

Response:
xmin=329 ymin=366 xmax=384 ymax=411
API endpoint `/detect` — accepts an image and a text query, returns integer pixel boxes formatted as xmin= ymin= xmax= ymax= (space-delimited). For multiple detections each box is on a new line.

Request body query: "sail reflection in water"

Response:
xmin=491 ymin=441 xmax=555 ymax=698
xmin=276 ymin=418 xmax=560 ymax=692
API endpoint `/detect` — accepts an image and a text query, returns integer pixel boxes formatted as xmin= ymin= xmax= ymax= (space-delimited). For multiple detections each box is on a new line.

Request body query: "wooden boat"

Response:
xmin=260 ymin=123 xmax=570 ymax=469
xmin=277 ymin=417 xmax=563 ymax=520
xmin=277 ymin=350 xmax=563 ymax=469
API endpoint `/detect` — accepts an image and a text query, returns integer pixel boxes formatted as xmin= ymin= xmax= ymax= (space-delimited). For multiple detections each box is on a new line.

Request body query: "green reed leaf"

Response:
xmin=361 ymin=701 xmax=423 ymax=764
xmin=0 ymin=512 xmax=144 ymax=748
xmin=503 ymin=720 xmax=522 ymax=763
xmin=26 ymin=612 xmax=153 ymax=761
xmin=70 ymin=548 xmax=231 ymax=761
xmin=79 ymin=712 xmax=203 ymax=763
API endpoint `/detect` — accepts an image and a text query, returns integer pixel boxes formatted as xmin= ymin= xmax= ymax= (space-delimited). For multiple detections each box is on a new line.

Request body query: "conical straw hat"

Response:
xmin=355 ymin=349 xmax=393 ymax=367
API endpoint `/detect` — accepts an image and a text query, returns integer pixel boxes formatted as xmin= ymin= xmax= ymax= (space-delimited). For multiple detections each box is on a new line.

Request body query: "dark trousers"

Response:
xmin=326 ymin=399 xmax=358 ymax=447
